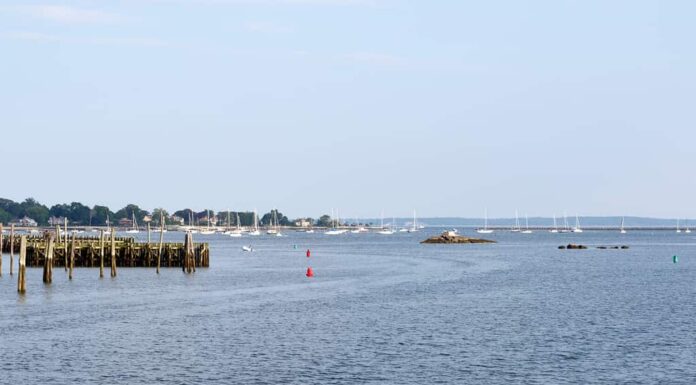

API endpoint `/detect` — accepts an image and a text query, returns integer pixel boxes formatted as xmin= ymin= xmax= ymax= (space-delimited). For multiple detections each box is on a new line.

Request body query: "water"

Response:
xmin=1 ymin=229 xmax=694 ymax=384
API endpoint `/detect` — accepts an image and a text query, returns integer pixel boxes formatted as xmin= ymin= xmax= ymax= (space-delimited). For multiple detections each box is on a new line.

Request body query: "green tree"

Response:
xmin=68 ymin=202 xmax=91 ymax=224
xmin=152 ymin=208 xmax=169 ymax=226
xmin=114 ymin=204 xmax=149 ymax=223
xmin=0 ymin=207 xmax=12 ymax=224
xmin=261 ymin=209 xmax=290 ymax=226
xmin=20 ymin=198 xmax=50 ymax=225
xmin=92 ymin=205 xmax=114 ymax=226
xmin=173 ymin=209 xmax=194 ymax=225
xmin=316 ymin=215 xmax=332 ymax=227
xmin=0 ymin=198 xmax=22 ymax=218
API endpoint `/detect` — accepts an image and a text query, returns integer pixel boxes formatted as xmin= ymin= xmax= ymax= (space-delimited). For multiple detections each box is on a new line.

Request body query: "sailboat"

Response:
xmin=676 ymin=219 xmax=681 ymax=233
xmin=248 ymin=210 xmax=261 ymax=236
xmin=572 ymin=214 xmax=583 ymax=233
xmin=685 ymin=219 xmax=691 ymax=233
xmin=377 ymin=211 xmax=395 ymax=235
xmin=549 ymin=214 xmax=559 ymax=233
xmin=521 ymin=214 xmax=533 ymax=234
xmin=189 ymin=212 xmax=199 ymax=234
xmin=620 ymin=217 xmax=627 ymax=234
xmin=105 ymin=214 xmax=112 ymax=234
xmin=511 ymin=210 xmax=521 ymax=232
xmin=126 ymin=212 xmax=140 ymax=233
xmin=325 ymin=208 xmax=347 ymax=235
xmin=266 ymin=210 xmax=283 ymax=236
xmin=200 ymin=210 xmax=216 ymax=235
xmin=223 ymin=211 xmax=233 ymax=235
xmin=229 ymin=213 xmax=243 ymax=237
xmin=558 ymin=212 xmax=571 ymax=233
xmin=407 ymin=210 xmax=419 ymax=233
xmin=351 ymin=217 xmax=368 ymax=233
xmin=476 ymin=208 xmax=494 ymax=234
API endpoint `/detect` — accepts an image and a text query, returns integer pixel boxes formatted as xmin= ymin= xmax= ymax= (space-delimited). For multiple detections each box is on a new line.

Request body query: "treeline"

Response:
xmin=0 ymin=197 xmax=328 ymax=227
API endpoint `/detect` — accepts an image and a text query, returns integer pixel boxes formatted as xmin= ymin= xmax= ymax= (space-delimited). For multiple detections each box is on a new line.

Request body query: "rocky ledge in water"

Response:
xmin=421 ymin=231 xmax=496 ymax=244
xmin=559 ymin=244 xmax=629 ymax=250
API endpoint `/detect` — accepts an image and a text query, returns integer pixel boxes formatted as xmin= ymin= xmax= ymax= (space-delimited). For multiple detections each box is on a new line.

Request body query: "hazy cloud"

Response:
xmin=7 ymin=5 xmax=122 ymax=24
xmin=1 ymin=31 xmax=168 ymax=47
xmin=341 ymin=51 xmax=407 ymax=66
xmin=243 ymin=21 xmax=293 ymax=33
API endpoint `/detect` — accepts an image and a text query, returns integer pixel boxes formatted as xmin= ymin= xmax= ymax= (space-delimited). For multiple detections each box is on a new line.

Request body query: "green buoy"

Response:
xmin=673 ymin=255 xmax=678 ymax=264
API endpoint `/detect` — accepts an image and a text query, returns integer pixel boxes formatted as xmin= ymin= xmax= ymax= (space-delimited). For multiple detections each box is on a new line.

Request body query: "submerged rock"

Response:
xmin=421 ymin=232 xmax=496 ymax=244
xmin=565 ymin=244 xmax=588 ymax=249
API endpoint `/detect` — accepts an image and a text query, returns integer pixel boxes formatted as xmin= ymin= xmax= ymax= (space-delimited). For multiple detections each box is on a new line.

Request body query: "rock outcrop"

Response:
xmin=421 ymin=232 xmax=496 ymax=244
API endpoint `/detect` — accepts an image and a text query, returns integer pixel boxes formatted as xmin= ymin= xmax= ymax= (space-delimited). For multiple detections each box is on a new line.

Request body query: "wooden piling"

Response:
xmin=63 ymin=223 xmax=68 ymax=272
xmin=157 ymin=212 xmax=164 ymax=274
xmin=0 ymin=224 xmax=3 ymax=277
xmin=17 ymin=236 xmax=26 ymax=293
xmin=43 ymin=234 xmax=54 ymax=284
xmin=10 ymin=224 xmax=15 ymax=276
xmin=110 ymin=229 xmax=116 ymax=277
xmin=182 ymin=231 xmax=196 ymax=274
xmin=99 ymin=230 xmax=105 ymax=278
xmin=69 ymin=232 xmax=76 ymax=280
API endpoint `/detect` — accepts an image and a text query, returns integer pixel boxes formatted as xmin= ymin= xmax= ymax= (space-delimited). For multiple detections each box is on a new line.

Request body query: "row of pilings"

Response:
xmin=1 ymin=233 xmax=209 ymax=269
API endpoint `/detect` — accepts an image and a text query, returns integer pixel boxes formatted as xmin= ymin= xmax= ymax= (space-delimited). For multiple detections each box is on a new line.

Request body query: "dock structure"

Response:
xmin=1 ymin=233 xmax=209 ymax=269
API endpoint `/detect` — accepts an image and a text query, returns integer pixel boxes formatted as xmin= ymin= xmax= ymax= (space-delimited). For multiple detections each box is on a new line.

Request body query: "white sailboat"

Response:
xmin=407 ymin=210 xmax=419 ymax=233
xmin=572 ymin=214 xmax=583 ymax=233
xmin=200 ymin=210 xmax=216 ymax=235
xmin=126 ymin=212 xmax=140 ymax=233
xmin=325 ymin=209 xmax=347 ymax=235
xmin=559 ymin=212 xmax=571 ymax=233
xmin=511 ymin=210 xmax=521 ymax=232
xmin=377 ymin=211 xmax=395 ymax=235
xmin=229 ymin=213 xmax=243 ymax=237
xmin=351 ymin=217 xmax=368 ymax=233
xmin=676 ymin=219 xmax=681 ymax=233
xmin=685 ymin=219 xmax=691 ymax=233
xmin=267 ymin=210 xmax=283 ymax=236
xmin=620 ymin=217 xmax=627 ymax=234
xmin=476 ymin=208 xmax=493 ymax=234
xmin=248 ymin=210 xmax=261 ymax=236
xmin=549 ymin=214 xmax=558 ymax=233
xmin=521 ymin=214 xmax=533 ymax=234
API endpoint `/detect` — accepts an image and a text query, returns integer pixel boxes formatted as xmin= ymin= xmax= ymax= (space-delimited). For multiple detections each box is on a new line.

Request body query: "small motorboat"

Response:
xmin=242 ymin=245 xmax=253 ymax=252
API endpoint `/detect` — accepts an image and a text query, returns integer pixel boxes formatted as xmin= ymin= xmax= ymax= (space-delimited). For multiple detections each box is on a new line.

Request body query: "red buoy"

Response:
xmin=306 ymin=249 xmax=311 ymax=258
xmin=306 ymin=267 xmax=314 ymax=277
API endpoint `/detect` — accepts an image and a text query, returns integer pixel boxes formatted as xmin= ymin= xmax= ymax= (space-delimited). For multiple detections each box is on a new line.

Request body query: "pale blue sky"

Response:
xmin=0 ymin=1 xmax=694 ymax=218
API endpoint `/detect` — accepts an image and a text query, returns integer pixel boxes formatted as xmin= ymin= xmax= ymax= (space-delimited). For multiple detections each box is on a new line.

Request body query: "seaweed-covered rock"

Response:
xmin=421 ymin=232 xmax=496 ymax=244
xmin=565 ymin=244 xmax=588 ymax=249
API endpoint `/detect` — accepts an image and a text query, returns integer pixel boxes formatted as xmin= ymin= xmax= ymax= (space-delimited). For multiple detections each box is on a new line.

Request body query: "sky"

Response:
xmin=0 ymin=0 xmax=694 ymax=219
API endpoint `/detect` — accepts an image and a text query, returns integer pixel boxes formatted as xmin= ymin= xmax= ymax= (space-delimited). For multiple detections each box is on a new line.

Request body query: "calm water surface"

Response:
xmin=0 ymin=229 xmax=694 ymax=384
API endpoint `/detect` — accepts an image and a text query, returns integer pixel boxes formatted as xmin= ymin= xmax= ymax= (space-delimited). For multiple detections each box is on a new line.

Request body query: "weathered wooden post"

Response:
xmin=147 ymin=222 xmax=151 ymax=244
xmin=99 ymin=230 xmax=105 ymax=278
xmin=17 ymin=236 xmax=27 ymax=293
xmin=0 ymin=223 xmax=3 ymax=277
xmin=183 ymin=231 xmax=195 ymax=274
xmin=43 ymin=234 xmax=54 ymax=284
xmin=10 ymin=224 xmax=15 ymax=276
xmin=182 ymin=232 xmax=188 ymax=273
xmin=110 ymin=228 xmax=117 ymax=277
xmin=157 ymin=212 xmax=164 ymax=274
xmin=63 ymin=222 xmax=68 ymax=272
xmin=69 ymin=232 xmax=76 ymax=280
